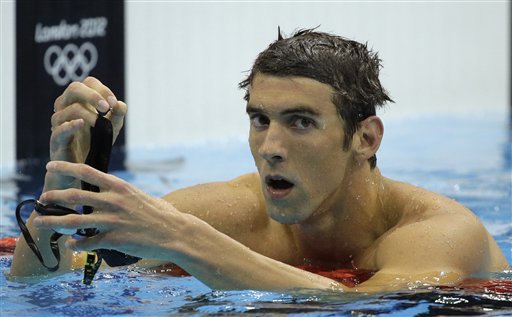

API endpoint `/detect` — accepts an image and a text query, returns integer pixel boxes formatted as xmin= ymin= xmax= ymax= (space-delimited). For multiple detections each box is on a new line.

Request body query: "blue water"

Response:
xmin=1 ymin=115 xmax=511 ymax=316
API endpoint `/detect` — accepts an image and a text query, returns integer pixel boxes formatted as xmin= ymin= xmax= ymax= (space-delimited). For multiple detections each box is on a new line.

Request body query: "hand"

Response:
xmin=34 ymin=161 xmax=191 ymax=260
xmin=47 ymin=77 xmax=127 ymax=191
xmin=12 ymin=79 xmax=128 ymax=277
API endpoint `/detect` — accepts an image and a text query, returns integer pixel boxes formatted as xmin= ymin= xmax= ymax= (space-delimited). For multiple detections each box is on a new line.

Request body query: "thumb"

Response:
xmin=66 ymin=233 xmax=107 ymax=252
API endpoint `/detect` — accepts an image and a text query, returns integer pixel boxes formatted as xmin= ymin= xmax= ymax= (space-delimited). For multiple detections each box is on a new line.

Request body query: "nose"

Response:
xmin=258 ymin=123 xmax=287 ymax=165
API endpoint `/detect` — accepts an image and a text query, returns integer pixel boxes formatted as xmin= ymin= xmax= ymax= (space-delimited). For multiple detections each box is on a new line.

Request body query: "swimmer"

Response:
xmin=9 ymin=29 xmax=509 ymax=292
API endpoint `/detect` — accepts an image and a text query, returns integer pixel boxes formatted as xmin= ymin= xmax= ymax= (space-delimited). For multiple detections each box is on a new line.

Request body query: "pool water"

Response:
xmin=1 ymin=115 xmax=511 ymax=316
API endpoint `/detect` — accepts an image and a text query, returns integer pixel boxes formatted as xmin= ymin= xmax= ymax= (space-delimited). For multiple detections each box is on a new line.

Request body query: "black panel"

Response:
xmin=16 ymin=0 xmax=125 ymax=192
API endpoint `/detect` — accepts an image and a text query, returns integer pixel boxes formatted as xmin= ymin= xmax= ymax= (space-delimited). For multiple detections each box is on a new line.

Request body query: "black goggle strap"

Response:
xmin=15 ymin=199 xmax=62 ymax=272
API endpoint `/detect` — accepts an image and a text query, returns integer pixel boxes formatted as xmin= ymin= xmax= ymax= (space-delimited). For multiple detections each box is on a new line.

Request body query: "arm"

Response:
xmin=182 ymin=211 xmax=498 ymax=291
xmin=351 ymin=211 xmax=508 ymax=293
xmin=28 ymin=161 xmax=353 ymax=290
xmin=9 ymin=77 xmax=127 ymax=278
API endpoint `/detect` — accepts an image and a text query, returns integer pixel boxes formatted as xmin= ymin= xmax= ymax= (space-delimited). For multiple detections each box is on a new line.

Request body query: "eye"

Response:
xmin=249 ymin=114 xmax=270 ymax=129
xmin=290 ymin=116 xmax=316 ymax=130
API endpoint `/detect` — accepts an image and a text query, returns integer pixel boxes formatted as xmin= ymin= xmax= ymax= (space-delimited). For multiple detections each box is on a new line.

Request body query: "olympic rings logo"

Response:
xmin=44 ymin=42 xmax=98 ymax=86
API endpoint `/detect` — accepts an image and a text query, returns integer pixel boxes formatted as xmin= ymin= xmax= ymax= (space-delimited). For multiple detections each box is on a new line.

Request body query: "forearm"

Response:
xmin=9 ymin=213 xmax=76 ymax=278
xmin=9 ymin=173 xmax=78 ymax=278
xmin=165 ymin=216 xmax=347 ymax=291
xmin=173 ymin=225 xmax=462 ymax=293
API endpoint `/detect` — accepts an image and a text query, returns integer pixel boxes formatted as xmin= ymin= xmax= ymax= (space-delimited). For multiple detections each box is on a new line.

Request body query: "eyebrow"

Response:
xmin=246 ymin=104 xmax=321 ymax=117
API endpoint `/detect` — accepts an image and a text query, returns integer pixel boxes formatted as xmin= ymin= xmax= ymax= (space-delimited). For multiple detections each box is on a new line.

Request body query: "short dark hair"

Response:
xmin=239 ymin=28 xmax=393 ymax=169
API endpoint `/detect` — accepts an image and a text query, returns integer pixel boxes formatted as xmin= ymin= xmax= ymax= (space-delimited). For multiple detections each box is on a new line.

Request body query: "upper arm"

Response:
xmin=374 ymin=212 xmax=490 ymax=279
xmin=352 ymin=212 xmax=492 ymax=292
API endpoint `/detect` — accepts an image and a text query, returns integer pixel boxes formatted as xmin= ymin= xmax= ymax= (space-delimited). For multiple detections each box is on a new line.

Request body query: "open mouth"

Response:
xmin=265 ymin=175 xmax=294 ymax=199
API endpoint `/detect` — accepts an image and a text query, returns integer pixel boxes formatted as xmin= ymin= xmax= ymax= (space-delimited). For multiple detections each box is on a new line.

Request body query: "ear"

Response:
xmin=353 ymin=116 xmax=384 ymax=163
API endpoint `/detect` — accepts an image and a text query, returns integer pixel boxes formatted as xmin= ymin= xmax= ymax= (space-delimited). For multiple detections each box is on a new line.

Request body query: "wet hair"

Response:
xmin=239 ymin=28 xmax=393 ymax=169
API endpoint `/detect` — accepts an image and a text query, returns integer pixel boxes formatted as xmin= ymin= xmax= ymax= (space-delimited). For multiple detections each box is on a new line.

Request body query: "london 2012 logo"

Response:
xmin=43 ymin=42 xmax=98 ymax=86
xmin=35 ymin=18 xmax=107 ymax=86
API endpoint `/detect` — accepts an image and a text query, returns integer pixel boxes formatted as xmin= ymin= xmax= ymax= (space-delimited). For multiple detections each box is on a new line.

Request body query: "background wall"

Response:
xmin=1 ymin=1 xmax=15 ymax=177
xmin=1 ymin=1 xmax=510 ymax=175
xmin=125 ymin=1 xmax=509 ymax=155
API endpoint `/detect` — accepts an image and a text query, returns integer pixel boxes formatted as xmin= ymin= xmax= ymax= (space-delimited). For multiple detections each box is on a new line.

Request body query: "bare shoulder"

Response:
xmin=372 ymin=179 xmax=509 ymax=276
xmin=162 ymin=173 xmax=275 ymax=244
xmin=163 ymin=172 xmax=265 ymax=225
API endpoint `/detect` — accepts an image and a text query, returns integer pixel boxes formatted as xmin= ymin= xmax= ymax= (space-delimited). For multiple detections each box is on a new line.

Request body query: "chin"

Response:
xmin=267 ymin=205 xmax=310 ymax=225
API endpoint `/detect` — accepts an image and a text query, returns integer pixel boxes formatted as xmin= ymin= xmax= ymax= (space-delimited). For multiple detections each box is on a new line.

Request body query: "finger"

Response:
xmin=46 ymin=161 xmax=115 ymax=189
xmin=54 ymin=95 xmax=64 ymax=112
xmin=51 ymin=103 xmax=98 ymax=128
xmin=39 ymin=188 xmax=113 ymax=210
xmin=82 ymin=76 xmax=118 ymax=109
xmin=58 ymin=81 xmax=110 ymax=114
xmin=50 ymin=118 xmax=84 ymax=143
xmin=69 ymin=232 xmax=134 ymax=255
xmin=49 ymin=119 xmax=86 ymax=160
xmin=66 ymin=232 xmax=109 ymax=252
xmin=108 ymin=100 xmax=127 ymax=135
xmin=33 ymin=213 xmax=107 ymax=233
xmin=81 ymin=78 xmax=127 ymax=128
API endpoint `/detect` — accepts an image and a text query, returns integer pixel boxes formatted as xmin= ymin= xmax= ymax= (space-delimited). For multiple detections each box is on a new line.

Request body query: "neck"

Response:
xmin=292 ymin=164 xmax=390 ymax=265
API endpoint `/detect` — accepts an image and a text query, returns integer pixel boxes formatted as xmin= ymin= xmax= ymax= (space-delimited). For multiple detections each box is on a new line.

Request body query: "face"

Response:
xmin=247 ymin=74 xmax=354 ymax=224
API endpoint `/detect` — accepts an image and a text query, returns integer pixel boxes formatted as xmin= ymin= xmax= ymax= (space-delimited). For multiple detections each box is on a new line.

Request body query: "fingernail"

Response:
xmin=98 ymin=99 xmax=110 ymax=112
xmin=107 ymin=95 xmax=118 ymax=108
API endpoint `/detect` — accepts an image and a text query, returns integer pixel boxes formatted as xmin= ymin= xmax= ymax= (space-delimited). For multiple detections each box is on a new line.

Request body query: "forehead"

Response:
xmin=248 ymin=74 xmax=337 ymax=114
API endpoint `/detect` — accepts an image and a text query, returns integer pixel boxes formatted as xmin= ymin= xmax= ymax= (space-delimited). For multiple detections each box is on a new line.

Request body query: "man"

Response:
xmin=10 ymin=29 xmax=508 ymax=292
